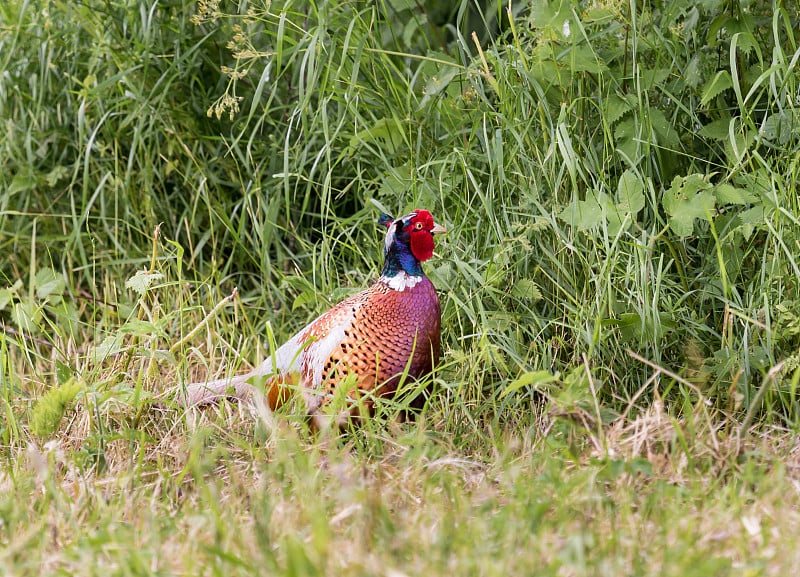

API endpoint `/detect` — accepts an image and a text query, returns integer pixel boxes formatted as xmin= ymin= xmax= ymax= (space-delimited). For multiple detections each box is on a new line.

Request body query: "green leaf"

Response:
xmin=699 ymin=118 xmax=733 ymax=140
xmin=604 ymin=94 xmax=633 ymax=126
xmin=501 ymin=370 xmax=558 ymax=398
xmin=715 ymin=184 xmax=758 ymax=205
xmin=641 ymin=68 xmax=669 ymax=89
xmin=292 ymin=289 xmax=317 ymax=311
xmin=565 ymin=44 xmax=606 ymax=74
xmin=419 ymin=64 xmax=459 ymax=110
xmin=125 ymin=270 xmax=164 ymax=296
xmin=761 ymin=111 xmax=798 ymax=144
xmin=34 ymin=268 xmax=66 ymax=299
xmin=738 ymin=205 xmax=765 ymax=239
xmin=648 ymin=108 xmax=679 ymax=148
xmin=0 ymin=288 xmax=12 ymax=312
xmin=44 ymin=165 xmax=70 ymax=187
xmin=12 ymin=301 xmax=40 ymax=333
xmin=558 ymin=197 xmax=604 ymax=231
xmin=617 ymin=170 xmax=645 ymax=215
xmin=614 ymin=118 xmax=641 ymax=164
xmin=511 ymin=278 xmax=542 ymax=302
xmin=701 ymin=71 xmax=733 ymax=106
xmin=92 ymin=334 xmax=124 ymax=360
xmin=348 ymin=117 xmax=405 ymax=154
xmin=612 ymin=312 xmax=674 ymax=343
xmin=663 ymin=174 xmax=715 ymax=238
xmin=8 ymin=173 xmax=36 ymax=195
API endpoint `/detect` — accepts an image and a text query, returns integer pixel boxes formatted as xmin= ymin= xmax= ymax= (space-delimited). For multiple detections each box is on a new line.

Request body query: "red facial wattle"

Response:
xmin=407 ymin=210 xmax=436 ymax=262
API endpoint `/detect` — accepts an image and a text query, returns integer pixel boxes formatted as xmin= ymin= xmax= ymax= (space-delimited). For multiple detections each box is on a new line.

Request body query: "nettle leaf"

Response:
xmin=125 ymin=270 xmax=164 ymax=296
xmin=715 ymin=183 xmax=758 ymax=205
xmin=699 ymin=118 xmax=733 ymax=140
xmin=663 ymin=174 xmax=715 ymax=238
xmin=0 ymin=279 xmax=23 ymax=311
xmin=530 ymin=0 xmax=570 ymax=31
xmin=648 ymin=108 xmax=680 ymax=148
xmin=565 ymin=44 xmax=607 ymax=74
xmin=738 ymin=205 xmax=765 ymax=239
xmin=511 ymin=278 xmax=543 ymax=302
xmin=725 ymin=130 xmax=756 ymax=163
xmin=34 ymin=268 xmax=66 ymax=300
xmin=641 ymin=68 xmax=670 ymax=90
xmin=92 ymin=334 xmax=125 ymax=360
xmin=604 ymin=94 xmax=632 ymax=125
xmin=701 ymin=71 xmax=733 ymax=106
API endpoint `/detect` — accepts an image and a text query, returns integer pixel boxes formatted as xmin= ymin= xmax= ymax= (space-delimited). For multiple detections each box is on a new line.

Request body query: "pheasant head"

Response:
xmin=379 ymin=209 xmax=446 ymax=290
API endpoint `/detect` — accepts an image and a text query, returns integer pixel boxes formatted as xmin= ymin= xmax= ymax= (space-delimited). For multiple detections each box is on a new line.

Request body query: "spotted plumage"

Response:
xmin=182 ymin=209 xmax=445 ymax=423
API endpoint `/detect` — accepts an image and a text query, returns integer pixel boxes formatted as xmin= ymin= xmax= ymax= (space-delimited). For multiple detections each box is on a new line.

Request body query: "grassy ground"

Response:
xmin=2 ymin=0 xmax=800 ymax=574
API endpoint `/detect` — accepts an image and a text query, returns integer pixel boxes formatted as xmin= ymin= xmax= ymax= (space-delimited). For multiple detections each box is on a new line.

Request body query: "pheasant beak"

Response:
xmin=431 ymin=222 xmax=447 ymax=235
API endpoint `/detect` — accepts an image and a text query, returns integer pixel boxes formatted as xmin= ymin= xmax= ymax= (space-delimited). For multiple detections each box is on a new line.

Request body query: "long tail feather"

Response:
xmin=180 ymin=373 xmax=257 ymax=407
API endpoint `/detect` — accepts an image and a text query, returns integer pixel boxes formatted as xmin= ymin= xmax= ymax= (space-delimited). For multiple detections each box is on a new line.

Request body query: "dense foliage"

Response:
xmin=3 ymin=0 xmax=798 ymax=426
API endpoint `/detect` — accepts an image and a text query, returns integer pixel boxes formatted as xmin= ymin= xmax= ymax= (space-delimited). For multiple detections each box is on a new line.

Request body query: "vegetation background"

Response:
xmin=2 ymin=0 xmax=800 ymax=574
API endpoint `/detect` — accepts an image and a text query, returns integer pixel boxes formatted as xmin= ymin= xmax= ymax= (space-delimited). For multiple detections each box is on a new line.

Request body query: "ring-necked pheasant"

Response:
xmin=181 ymin=209 xmax=446 ymax=424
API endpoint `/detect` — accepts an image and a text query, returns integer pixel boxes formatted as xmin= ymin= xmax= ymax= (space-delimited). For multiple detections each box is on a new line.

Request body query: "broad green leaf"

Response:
xmin=613 ymin=312 xmax=674 ymax=343
xmin=604 ymin=94 xmax=632 ymax=125
xmin=119 ymin=319 xmax=165 ymax=338
xmin=663 ymin=174 xmax=715 ymax=238
xmin=682 ymin=54 xmax=703 ymax=88
xmin=402 ymin=14 xmax=424 ymax=48
xmin=617 ymin=170 xmax=645 ymax=215
xmin=511 ymin=278 xmax=543 ymax=302
xmin=761 ymin=111 xmax=798 ymax=144
xmin=292 ymin=289 xmax=317 ymax=311
xmin=614 ymin=118 xmax=641 ymax=164
xmin=648 ymin=108 xmax=679 ymax=148
xmin=699 ymin=118 xmax=733 ymax=140
xmin=530 ymin=0 xmax=570 ymax=30
xmin=92 ymin=334 xmax=124 ymax=360
xmin=125 ymin=270 xmax=164 ymax=296
xmin=8 ymin=173 xmax=36 ymax=195
xmin=419 ymin=65 xmax=459 ymax=109
xmin=34 ymin=268 xmax=66 ymax=299
xmin=641 ymin=68 xmax=669 ymax=89
xmin=738 ymin=205 xmax=764 ymax=239
xmin=12 ymin=301 xmax=40 ymax=334
xmin=725 ymin=130 xmax=756 ymax=163
xmin=701 ymin=71 xmax=733 ymax=106
xmin=558 ymin=197 xmax=604 ymax=231
xmin=715 ymin=184 xmax=758 ymax=205
xmin=565 ymin=44 xmax=606 ymax=74
xmin=348 ymin=117 xmax=404 ymax=154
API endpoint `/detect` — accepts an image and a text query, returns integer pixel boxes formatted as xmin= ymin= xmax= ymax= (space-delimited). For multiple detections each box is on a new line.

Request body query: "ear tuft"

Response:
xmin=378 ymin=213 xmax=394 ymax=228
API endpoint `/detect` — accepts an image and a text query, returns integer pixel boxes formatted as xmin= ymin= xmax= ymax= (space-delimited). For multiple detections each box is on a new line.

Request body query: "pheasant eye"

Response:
xmin=414 ymin=222 xmax=423 ymax=230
